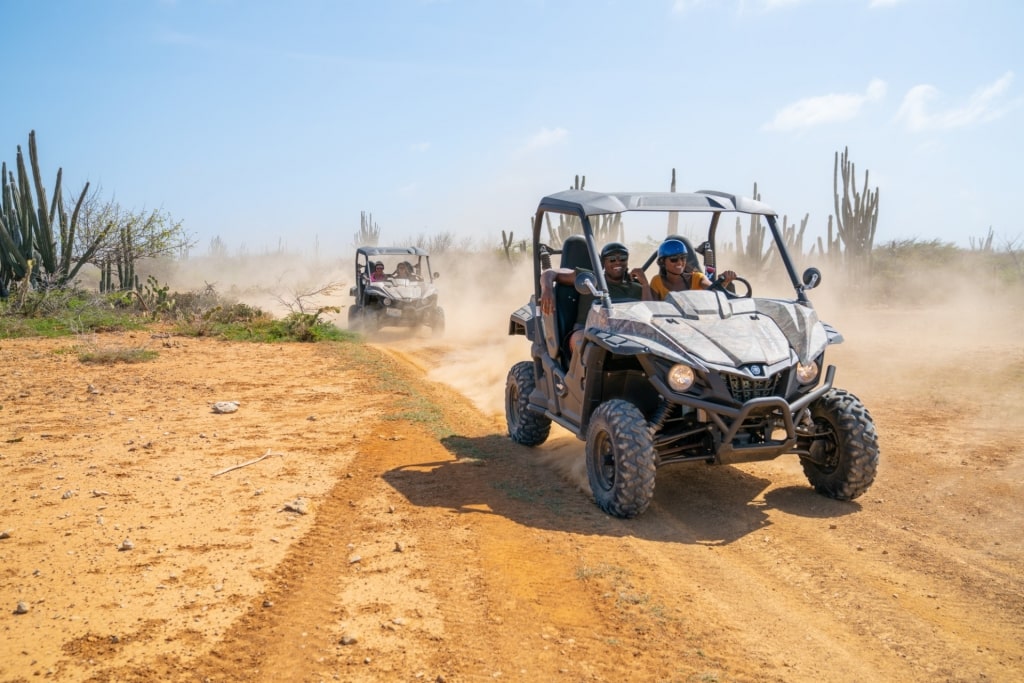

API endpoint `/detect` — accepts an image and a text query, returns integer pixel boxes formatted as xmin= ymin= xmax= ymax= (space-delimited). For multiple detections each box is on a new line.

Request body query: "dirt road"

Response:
xmin=1 ymin=296 xmax=1022 ymax=682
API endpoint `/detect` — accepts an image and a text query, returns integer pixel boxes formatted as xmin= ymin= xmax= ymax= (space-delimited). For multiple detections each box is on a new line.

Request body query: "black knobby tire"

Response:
xmin=800 ymin=388 xmax=879 ymax=501
xmin=585 ymin=399 xmax=657 ymax=518
xmin=347 ymin=305 xmax=360 ymax=328
xmin=505 ymin=361 xmax=551 ymax=447
xmin=431 ymin=307 xmax=446 ymax=336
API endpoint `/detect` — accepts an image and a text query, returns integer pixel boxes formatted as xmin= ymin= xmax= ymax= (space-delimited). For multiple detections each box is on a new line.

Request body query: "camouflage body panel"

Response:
xmin=583 ymin=290 xmax=828 ymax=367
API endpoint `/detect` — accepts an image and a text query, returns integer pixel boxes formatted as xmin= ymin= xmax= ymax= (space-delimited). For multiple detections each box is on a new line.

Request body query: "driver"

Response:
xmin=395 ymin=261 xmax=416 ymax=280
xmin=649 ymin=239 xmax=737 ymax=300
xmin=539 ymin=241 xmax=651 ymax=355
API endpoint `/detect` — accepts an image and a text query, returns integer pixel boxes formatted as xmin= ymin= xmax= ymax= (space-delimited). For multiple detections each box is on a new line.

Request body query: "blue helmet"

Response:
xmin=658 ymin=239 xmax=688 ymax=259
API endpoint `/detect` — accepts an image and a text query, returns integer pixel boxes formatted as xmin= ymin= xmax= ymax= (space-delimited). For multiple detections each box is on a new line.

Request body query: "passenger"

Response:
xmin=539 ymin=241 xmax=651 ymax=355
xmin=649 ymin=239 xmax=737 ymax=300
xmin=369 ymin=262 xmax=387 ymax=282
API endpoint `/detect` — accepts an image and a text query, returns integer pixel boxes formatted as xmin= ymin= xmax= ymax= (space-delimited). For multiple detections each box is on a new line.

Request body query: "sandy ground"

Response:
xmin=1 ymin=288 xmax=1023 ymax=683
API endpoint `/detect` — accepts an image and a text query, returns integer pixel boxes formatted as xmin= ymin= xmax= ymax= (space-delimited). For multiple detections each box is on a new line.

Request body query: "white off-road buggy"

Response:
xmin=348 ymin=246 xmax=444 ymax=335
xmin=506 ymin=189 xmax=879 ymax=518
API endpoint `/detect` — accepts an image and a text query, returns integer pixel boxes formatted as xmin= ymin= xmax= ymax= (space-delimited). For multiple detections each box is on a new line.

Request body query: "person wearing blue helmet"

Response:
xmin=539 ymin=240 xmax=651 ymax=355
xmin=649 ymin=238 xmax=737 ymax=300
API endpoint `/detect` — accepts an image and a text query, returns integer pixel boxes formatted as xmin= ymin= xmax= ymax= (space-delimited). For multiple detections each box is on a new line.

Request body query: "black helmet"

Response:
xmin=600 ymin=242 xmax=629 ymax=260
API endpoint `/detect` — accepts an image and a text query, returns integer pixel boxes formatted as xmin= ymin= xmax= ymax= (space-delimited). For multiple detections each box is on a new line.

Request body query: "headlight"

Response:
xmin=382 ymin=298 xmax=392 ymax=307
xmin=795 ymin=360 xmax=819 ymax=384
xmin=667 ymin=364 xmax=695 ymax=392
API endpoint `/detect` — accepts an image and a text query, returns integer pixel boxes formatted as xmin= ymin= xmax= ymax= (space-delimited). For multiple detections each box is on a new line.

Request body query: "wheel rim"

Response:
xmin=591 ymin=430 xmax=616 ymax=492
xmin=507 ymin=383 xmax=521 ymax=424
xmin=812 ymin=417 xmax=840 ymax=472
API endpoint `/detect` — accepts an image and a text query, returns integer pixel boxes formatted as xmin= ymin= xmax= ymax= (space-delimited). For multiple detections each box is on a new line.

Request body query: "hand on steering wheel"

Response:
xmin=712 ymin=275 xmax=752 ymax=298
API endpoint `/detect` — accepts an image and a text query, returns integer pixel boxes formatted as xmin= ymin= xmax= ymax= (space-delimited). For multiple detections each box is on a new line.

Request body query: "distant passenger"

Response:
xmin=369 ymin=262 xmax=387 ymax=282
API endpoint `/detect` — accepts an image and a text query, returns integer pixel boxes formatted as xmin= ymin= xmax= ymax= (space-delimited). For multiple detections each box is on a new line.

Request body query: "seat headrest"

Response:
xmin=560 ymin=235 xmax=592 ymax=271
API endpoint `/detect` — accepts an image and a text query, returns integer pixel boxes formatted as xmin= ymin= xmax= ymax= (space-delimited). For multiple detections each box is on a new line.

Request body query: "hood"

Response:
xmin=590 ymin=290 xmax=828 ymax=367
xmin=367 ymin=280 xmax=437 ymax=301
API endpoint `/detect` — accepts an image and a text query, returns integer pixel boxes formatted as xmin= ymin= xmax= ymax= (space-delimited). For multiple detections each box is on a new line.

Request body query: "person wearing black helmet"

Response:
xmin=539 ymin=241 xmax=651 ymax=355
xmin=649 ymin=238 xmax=737 ymax=300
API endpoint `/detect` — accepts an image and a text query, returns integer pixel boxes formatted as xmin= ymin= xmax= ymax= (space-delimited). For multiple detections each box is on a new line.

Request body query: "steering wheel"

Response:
xmin=713 ymin=275 xmax=753 ymax=298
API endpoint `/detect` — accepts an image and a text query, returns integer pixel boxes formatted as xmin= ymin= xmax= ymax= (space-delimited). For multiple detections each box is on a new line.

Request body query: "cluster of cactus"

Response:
xmin=815 ymin=215 xmax=843 ymax=265
xmin=779 ymin=212 xmax=809 ymax=254
xmin=969 ymin=227 xmax=994 ymax=253
xmin=97 ymin=221 xmax=142 ymax=292
xmin=355 ymin=211 xmax=380 ymax=246
xmin=541 ymin=174 xmax=623 ymax=249
xmin=731 ymin=183 xmax=774 ymax=275
xmin=0 ymin=131 xmax=110 ymax=296
xmin=501 ymin=229 xmax=528 ymax=263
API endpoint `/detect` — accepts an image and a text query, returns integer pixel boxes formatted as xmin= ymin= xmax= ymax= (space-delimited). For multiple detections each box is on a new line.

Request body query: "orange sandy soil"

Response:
xmin=1 ymin=298 xmax=1022 ymax=683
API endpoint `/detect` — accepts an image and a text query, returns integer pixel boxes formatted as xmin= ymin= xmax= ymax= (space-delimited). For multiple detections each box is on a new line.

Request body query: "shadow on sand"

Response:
xmin=381 ymin=432 xmax=862 ymax=547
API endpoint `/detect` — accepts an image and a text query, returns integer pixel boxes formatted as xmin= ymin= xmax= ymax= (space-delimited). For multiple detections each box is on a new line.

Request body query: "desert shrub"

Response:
xmin=0 ymin=286 xmax=145 ymax=338
xmin=213 ymin=307 xmax=349 ymax=343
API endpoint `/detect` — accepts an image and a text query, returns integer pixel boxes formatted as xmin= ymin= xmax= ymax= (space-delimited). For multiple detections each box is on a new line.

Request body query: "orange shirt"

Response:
xmin=650 ymin=271 xmax=704 ymax=300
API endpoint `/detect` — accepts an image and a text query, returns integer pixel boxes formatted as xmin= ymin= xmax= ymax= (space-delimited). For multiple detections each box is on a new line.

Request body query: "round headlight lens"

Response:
xmin=667 ymin=364 xmax=695 ymax=392
xmin=382 ymin=298 xmax=392 ymax=307
xmin=796 ymin=360 xmax=819 ymax=384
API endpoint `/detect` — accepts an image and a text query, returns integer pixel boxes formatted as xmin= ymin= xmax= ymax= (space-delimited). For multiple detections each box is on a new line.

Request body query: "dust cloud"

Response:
xmin=154 ymin=249 xmax=1022 ymax=496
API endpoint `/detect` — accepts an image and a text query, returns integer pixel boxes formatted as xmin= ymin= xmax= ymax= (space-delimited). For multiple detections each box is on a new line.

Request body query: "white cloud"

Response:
xmin=523 ymin=127 xmax=568 ymax=151
xmin=763 ymin=79 xmax=886 ymax=131
xmin=895 ymin=71 xmax=1020 ymax=132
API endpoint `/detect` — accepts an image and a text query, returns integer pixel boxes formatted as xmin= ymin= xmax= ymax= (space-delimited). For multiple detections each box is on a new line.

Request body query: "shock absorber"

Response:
xmin=539 ymin=245 xmax=552 ymax=271
xmin=648 ymin=400 xmax=674 ymax=436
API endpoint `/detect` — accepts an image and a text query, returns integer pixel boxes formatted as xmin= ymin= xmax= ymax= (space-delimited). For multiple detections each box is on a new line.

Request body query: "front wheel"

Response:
xmin=430 ymin=307 xmax=445 ymax=336
xmin=586 ymin=399 xmax=657 ymax=518
xmin=505 ymin=361 xmax=551 ymax=447
xmin=799 ymin=389 xmax=879 ymax=500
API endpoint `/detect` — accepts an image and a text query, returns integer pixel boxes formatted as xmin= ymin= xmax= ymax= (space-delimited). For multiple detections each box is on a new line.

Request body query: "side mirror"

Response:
xmin=574 ymin=271 xmax=598 ymax=296
xmin=802 ymin=267 xmax=822 ymax=290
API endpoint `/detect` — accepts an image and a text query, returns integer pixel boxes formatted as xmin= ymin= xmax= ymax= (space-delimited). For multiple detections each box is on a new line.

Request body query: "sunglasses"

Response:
xmin=605 ymin=255 xmax=628 ymax=263
xmin=666 ymin=256 xmax=686 ymax=264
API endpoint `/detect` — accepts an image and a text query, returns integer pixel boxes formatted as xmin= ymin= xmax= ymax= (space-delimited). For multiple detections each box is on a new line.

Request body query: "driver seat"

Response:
xmin=554 ymin=235 xmax=592 ymax=367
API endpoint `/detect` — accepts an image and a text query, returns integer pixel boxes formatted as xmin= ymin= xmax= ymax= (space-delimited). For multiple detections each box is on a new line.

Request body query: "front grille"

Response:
xmin=725 ymin=373 xmax=780 ymax=402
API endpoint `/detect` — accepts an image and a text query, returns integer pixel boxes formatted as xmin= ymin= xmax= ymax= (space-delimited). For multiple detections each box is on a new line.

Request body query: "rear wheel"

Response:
xmin=799 ymin=389 xmax=879 ymax=500
xmin=586 ymin=399 xmax=657 ymax=518
xmin=505 ymin=361 xmax=551 ymax=447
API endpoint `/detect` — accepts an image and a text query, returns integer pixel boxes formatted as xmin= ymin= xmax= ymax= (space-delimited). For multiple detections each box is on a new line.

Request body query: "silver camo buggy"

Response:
xmin=348 ymin=246 xmax=444 ymax=335
xmin=505 ymin=189 xmax=879 ymax=518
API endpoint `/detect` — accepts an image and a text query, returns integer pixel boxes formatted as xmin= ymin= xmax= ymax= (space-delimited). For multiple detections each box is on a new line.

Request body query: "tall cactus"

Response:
xmin=354 ymin=210 xmax=380 ymax=246
xmin=667 ymin=168 xmax=679 ymax=236
xmin=832 ymin=146 xmax=879 ymax=279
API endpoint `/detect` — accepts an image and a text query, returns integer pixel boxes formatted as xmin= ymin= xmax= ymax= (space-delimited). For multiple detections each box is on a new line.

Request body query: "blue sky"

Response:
xmin=3 ymin=0 xmax=1022 ymax=255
